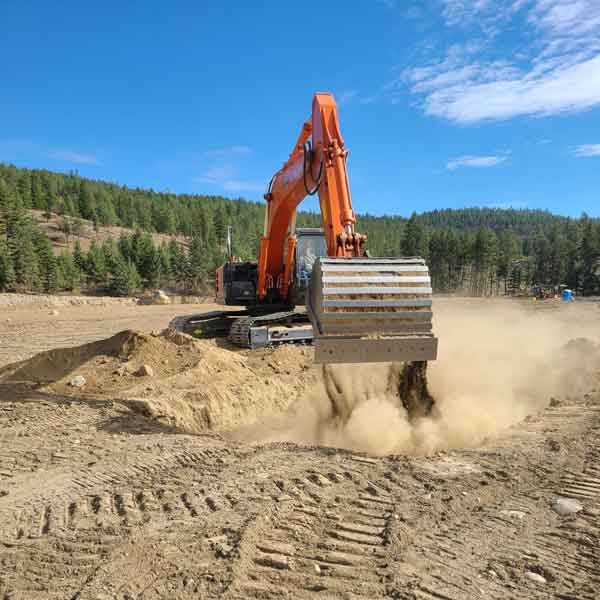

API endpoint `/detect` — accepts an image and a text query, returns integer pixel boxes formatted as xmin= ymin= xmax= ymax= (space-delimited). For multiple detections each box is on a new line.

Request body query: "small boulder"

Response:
xmin=69 ymin=375 xmax=86 ymax=387
xmin=552 ymin=497 xmax=583 ymax=516
xmin=50 ymin=309 xmax=59 ymax=316
xmin=525 ymin=571 xmax=547 ymax=584
xmin=135 ymin=364 xmax=154 ymax=377
xmin=153 ymin=289 xmax=171 ymax=305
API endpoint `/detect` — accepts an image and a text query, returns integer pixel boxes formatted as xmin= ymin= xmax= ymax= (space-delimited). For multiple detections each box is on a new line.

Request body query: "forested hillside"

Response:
xmin=1 ymin=163 xmax=599 ymax=296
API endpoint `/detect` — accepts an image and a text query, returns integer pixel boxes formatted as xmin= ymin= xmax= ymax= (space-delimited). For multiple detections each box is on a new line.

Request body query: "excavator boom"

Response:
xmin=259 ymin=93 xmax=438 ymax=364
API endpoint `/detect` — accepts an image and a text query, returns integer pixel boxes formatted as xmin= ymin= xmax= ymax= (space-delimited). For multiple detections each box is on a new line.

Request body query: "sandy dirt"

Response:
xmin=1 ymin=296 xmax=600 ymax=599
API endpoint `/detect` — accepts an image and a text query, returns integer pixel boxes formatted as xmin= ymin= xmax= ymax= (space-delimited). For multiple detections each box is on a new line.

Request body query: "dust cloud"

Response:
xmin=231 ymin=299 xmax=600 ymax=455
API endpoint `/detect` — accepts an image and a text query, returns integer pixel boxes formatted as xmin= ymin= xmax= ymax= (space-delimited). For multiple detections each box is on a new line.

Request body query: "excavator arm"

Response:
xmin=258 ymin=92 xmax=438 ymax=364
xmin=258 ymin=93 xmax=365 ymax=302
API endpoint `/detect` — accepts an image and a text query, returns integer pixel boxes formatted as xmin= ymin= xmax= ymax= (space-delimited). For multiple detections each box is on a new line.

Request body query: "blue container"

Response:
xmin=561 ymin=289 xmax=573 ymax=302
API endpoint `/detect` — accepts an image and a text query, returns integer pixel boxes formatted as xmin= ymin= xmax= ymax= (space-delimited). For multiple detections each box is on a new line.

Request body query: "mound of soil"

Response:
xmin=0 ymin=329 xmax=316 ymax=433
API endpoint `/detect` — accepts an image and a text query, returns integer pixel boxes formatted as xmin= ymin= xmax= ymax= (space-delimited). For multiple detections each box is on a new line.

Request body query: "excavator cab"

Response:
xmin=288 ymin=228 xmax=327 ymax=306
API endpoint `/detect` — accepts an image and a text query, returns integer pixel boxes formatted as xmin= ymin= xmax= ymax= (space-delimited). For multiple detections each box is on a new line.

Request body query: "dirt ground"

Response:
xmin=1 ymin=295 xmax=600 ymax=599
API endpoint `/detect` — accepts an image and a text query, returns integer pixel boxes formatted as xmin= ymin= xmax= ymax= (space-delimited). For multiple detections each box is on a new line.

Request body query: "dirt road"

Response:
xmin=1 ymin=297 xmax=599 ymax=599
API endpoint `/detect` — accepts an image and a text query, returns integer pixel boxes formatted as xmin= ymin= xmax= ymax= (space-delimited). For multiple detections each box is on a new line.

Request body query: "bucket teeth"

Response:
xmin=307 ymin=257 xmax=438 ymax=364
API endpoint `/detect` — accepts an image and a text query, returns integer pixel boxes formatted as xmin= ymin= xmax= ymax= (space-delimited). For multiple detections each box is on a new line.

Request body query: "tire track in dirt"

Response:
xmin=223 ymin=458 xmax=396 ymax=600
xmin=0 ymin=425 xmax=242 ymax=600
xmin=383 ymin=399 xmax=600 ymax=600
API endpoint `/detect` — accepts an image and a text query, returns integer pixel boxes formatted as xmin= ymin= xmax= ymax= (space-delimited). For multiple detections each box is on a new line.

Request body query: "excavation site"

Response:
xmin=1 ymin=297 xmax=599 ymax=599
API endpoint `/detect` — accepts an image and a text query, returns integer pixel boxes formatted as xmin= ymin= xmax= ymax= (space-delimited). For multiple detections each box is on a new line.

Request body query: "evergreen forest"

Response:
xmin=1 ymin=163 xmax=599 ymax=297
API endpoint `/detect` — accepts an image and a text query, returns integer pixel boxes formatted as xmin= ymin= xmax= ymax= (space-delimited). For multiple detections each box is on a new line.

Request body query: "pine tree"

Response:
xmin=85 ymin=240 xmax=107 ymax=283
xmin=564 ymin=220 xmax=581 ymax=292
xmin=59 ymin=216 xmax=72 ymax=245
xmin=6 ymin=195 xmax=39 ymax=290
xmin=73 ymin=240 xmax=85 ymax=273
xmin=159 ymin=242 xmax=171 ymax=282
xmin=35 ymin=232 xmax=58 ymax=293
xmin=580 ymin=216 xmax=600 ymax=296
xmin=0 ymin=237 xmax=15 ymax=291
xmin=532 ymin=229 xmax=552 ymax=284
xmin=133 ymin=232 xmax=156 ymax=282
xmin=496 ymin=229 xmax=520 ymax=293
xmin=168 ymin=239 xmax=185 ymax=283
xmin=111 ymin=256 xmax=141 ymax=297
xmin=213 ymin=206 xmax=226 ymax=248
xmin=56 ymin=250 xmax=81 ymax=291
xmin=0 ymin=179 xmax=10 ymax=236
xmin=12 ymin=228 xmax=40 ymax=290
xmin=118 ymin=233 xmax=133 ymax=262
xmin=102 ymin=237 xmax=119 ymax=273
xmin=401 ymin=213 xmax=427 ymax=257
xmin=78 ymin=182 xmax=95 ymax=219
xmin=187 ymin=233 xmax=207 ymax=292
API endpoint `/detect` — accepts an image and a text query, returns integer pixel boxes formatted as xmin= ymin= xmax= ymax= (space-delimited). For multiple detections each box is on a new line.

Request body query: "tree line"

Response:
xmin=1 ymin=163 xmax=599 ymax=296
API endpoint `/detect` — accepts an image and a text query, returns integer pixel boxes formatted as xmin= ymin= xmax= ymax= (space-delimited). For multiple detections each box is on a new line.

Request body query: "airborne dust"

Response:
xmin=232 ymin=299 xmax=600 ymax=455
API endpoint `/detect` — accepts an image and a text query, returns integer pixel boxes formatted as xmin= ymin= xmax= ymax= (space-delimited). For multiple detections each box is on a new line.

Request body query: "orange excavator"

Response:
xmin=175 ymin=92 xmax=437 ymax=365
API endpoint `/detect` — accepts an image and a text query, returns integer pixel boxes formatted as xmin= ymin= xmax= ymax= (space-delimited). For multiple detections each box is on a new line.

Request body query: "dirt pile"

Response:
xmin=0 ymin=328 xmax=315 ymax=433
xmin=121 ymin=342 xmax=315 ymax=432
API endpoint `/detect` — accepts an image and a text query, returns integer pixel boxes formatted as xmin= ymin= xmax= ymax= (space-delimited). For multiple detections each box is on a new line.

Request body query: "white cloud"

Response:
xmin=204 ymin=145 xmax=251 ymax=157
xmin=402 ymin=1 xmax=600 ymax=123
xmin=221 ymin=180 xmax=265 ymax=193
xmin=423 ymin=55 xmax=600 ymax=122
xmin=529 ymin=0 xmax=600 ymax=36
xmin=447 ymin=154 xmax=509 ymax=169
xmin=573 ymin=143 xmax=600 ymax=156
xmin=336 ymin=89 xmax=358 ymax=106
xmin=194 ymin=163 xmax=264 ymax=194
xmin=442 ymin=0 xmax=493 ymax=25
xmin=197 ymin=165 xmax=235 ymax=182
xmin=47 ymin=149 xmax=99 ymax=165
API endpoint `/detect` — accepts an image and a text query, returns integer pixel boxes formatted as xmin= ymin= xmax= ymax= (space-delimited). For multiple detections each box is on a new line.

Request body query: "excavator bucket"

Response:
xmin=307 ymin=257 xmax=438 ymax=364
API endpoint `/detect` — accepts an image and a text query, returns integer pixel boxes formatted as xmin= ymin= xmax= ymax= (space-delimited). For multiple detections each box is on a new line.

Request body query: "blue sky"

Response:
xmin=1 ymin=0 xmax=599 ymax=217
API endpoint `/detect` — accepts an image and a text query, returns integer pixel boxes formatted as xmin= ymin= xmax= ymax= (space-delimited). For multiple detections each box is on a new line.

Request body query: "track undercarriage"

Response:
xmin=169 ymin=309 xmax=313 ymax=349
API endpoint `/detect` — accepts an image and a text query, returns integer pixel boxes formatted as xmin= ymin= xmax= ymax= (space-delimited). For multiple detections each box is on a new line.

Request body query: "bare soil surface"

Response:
xmin=1 ymin=297 xmax=600 ymax=599
xmin=30 ymin=210 xmax=186 ymax=255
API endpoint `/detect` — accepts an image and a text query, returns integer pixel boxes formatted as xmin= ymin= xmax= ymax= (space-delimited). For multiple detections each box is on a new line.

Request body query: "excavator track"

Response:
xmin=308 ymin=257 xmax=438 ymax=364
xmin=169 ymin=310 xmax=249 ymax=339
xmin=228 ymin=311 xmax=312 ymax=349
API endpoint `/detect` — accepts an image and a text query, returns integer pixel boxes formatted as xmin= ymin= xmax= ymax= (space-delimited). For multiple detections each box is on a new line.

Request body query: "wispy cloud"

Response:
xmin=204 ymin=145 xmax=252 ymax=157
xmin=447 ymin=154 xmax=509 ymax=169
xmin=336 ymin=89 xmax=358 ymax=106
xmin=47 ymin=148 xmax=100 ymax=165
xmin=221 ymin=180 xmax=265 ymax=193
xmin=399 ymin=1 xmax=600 ymax=123
xmin=194 ymin=163 xmax=264 ymax=194
xmin=195 ymin=165 xmax=236 ymax=182
xmin=573 ymin=144 xmax=600 ymax=157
